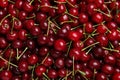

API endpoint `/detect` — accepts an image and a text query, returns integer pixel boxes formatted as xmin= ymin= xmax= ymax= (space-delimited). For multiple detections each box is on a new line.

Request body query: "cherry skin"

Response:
xmin=48 ymin=69 xmax=58 ymax=79
xmin=39 ymin=47 xmax=49 ymax=56
xmin=18 ymin=60 xmax=28 ymax=73
xmin=0 ymin=70 xmax=12 ymax=80
xmin=6 ymin=31 xmax=18 ymax=41
xmin=92 ymin=13 xmax=103 ymax=23
xmin=96 ymin=73 xmax=107 ymax=80
xmin=102 ymin=64 xmax=114 ymax=75
xmin=58 ymin=68 xmax=67 ymax=78
xmin=112 ymin=73 xmax=120 ymax=80
xmin=0 ymin=0 xmax=8 ymax=8
xmin=96 ymin=34 xmax=108 ymax=47
xmin=68 ymin=30 xmax=81 ymax=41
xmin=69 ymin=48 xmax=81 ymax=60
xmin=54 ymin=39 xmax=67 ymax=51
xmin=23 ymin=1 xmax=33 ymax=12
xmin=43 ymin=56 xmax=53 ymax=67
xmin=35 ymin=65 xmax=46 ymax=77
xmin=79 ymin=13 xmax=88 ymax=23
xmin=57 ymin=4 xmax=66 ymax=14
xmin=27 ymin=54 xmax=38 ymax=65
xmin=0 ymin=37 xmax=8 ymax=48
xmin=55 ymin=57 xmax=65 ymax=68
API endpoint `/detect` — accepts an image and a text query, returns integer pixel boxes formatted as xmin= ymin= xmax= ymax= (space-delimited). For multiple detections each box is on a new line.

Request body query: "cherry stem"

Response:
xmin=43 ymin=73 xmax=50 ymax=80
xmin=66 ymin=0 xmax=76 ymax=8
xmin=54 ymin=1 xmax=66 ymax=4
xmin=93 ymin=69 xmax=96 ymax=80
xmin=31 ymin=65 xmax=36 ymax=79
xmin=60 ymin=20 xmax=74 ymax=25
xmin=102 ymin=47 xmax=119 ymax=52
xmin=7 ymin=50 xmax=13 ymax=70
xmin=62 ymin=71 xmax=72 ymax=80
xmin=0 ymin=56 xmax=18 ymax=68
xmin=0 ymin=14 xmax=11 ymax=26
xmin=94 ymin=9 xmax=112 ymax=18
xmin=71 ymin=25 xmax=83 ymax=30
xmin=52 ymin=19 xmax=61 ymax=29
xmin=40 ymin=6 xmax=58 ymax=9
xmin=17 ymin=47 xmax=28 ymax=60
xmin=8 ymin=0 xmax=15 ymax=4
xmin=82 ymin=42 xmax=99 ymax=51
xmin=0 ymin=44 xmax=11 ymax=56
xmin=26 ymin=13 xmax=36 ymax=19
xmin=0 ymin=67 xmax=4 ymax=71
xmin=109 ymin=42 xmax=114 ymax=49
xmin=29 ymin=0 xmax=34 ymax=5
xmin=72 ymin=57 xmax=75 ymax=80
xmin=86 ymin=47 xmax=93 ymax=55
xmin=41 ymin=53 xmax=49 ymax=64
xmin=65 ymin=12 xmax=78 ymax=19
xmin=11 ymin=17 xmax=16 ymax=34
xmin=67 ymin=41 xmax=72 ymax=56
xmin=76 ymin=70 xmax=86 ymax=76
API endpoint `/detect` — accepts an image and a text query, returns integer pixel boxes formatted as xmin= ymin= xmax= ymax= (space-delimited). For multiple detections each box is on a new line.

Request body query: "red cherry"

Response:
xmin=0 ymin=70 xmax=12 ymax=80
xmin=54 ymin=39 xmax=66 ymax=51
xmin=0 ymin=0 xmax=8 ymax=8
xmin=112 ymin=73 xmax=120 ymax=80
xmin=35 ymin=65 xmax=46 ymax=77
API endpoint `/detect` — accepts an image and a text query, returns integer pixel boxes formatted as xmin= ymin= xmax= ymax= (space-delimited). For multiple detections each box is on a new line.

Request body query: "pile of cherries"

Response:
xmin=0 ymin=0 xmax=120 ymax=80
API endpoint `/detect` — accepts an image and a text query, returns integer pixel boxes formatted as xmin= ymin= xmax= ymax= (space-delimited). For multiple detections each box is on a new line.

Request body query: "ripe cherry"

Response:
xmin=35 ymin=65 xmax=46 ymax=77
xmin=54 ymin=39 xmax=67 ymax=51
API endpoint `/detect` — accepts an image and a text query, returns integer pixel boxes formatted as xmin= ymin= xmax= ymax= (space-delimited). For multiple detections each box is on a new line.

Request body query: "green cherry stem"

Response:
xmin=67 ymin=41 xmax=72 ymax=56
xmin=102 ymin=47 xmax=119 ymax=52
xmin=82 ymin=42 xmax=99 ymax=51
xmin=72 ymin=57 xmax=75 ymax=79
xmin=0 ymin=14 xmax=11 ymax=26
xmin=0 ymin=44 xmax=11 ymax=56
xmin=0 ymin=56 xmax=18 ymax=68
xmin=17 ymin=47 xmax=28 ymax=60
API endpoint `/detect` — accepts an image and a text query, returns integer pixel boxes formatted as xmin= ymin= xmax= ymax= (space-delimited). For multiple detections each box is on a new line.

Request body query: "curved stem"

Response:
xmin=0 ymin=14 xmax=11 ymax=26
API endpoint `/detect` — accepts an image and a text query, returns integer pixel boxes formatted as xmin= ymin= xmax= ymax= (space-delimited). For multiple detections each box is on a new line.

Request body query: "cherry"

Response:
xmin=36 ymin=12 xmax=47 ymax=22
xmin=6 ymin=31 xmax=18 ymax=41
xmin=30 ymin=26 xmax=41 ymax=36
xmin=24 ymin=19 xmax=34 ymax=30
xmin=15 ymin=0 xmax=23 ymax=9
xmin=55 ymin=57 xmax=64 ymax=68
xmin=12 ymin=40 xmax=23 ymax=49
xmin=35 ymin=65 xmax=46 ymax=77
xmin=69 ymin=7 xmax=79 ymax=16
xmin=96 ymin=34 xmax=108 ymax=47
xmin=69 ymin=48 xmax=81 ymax=60
xmin=18 ymin=11 xmax=27 ymax=21
xmin=102 ymin=64 xmax=114 ymax=75
xmin=22 ymin=73 xmax=31 ymax=80
xmin=23 ymin=1 xmax=33 ymax=12
xmin=112 ymin=73 xmax=120 ymax=80
xmin=4 ymin=48 xmax=16 ymax=58
xmin=88 ymin=59 xmax=101 ymax=70
xmin=92 ymin=13 xmax=103 ymax=23
xmin=73 ymin=40 xmax=84 ymax=50
xmin=18 ymin=29 xmax=27 ymax=41
xmin=0 ymin=23 xmax=10 ymax=34
xmin=54 ymin=39 xmax=67 ymax=51
xmin=106 ymin=21 xmax=117 ymax=30
xmin=13 ymin=19 xmax=23 ymax=30
xmin=0 ymin=37 xmax=8 ymax=48
xmin=0 ymin=0 xmax=8 ymax=8
xmin=68 ymin=30 xmax=81 ymax=41
xmin=87 ymin=3 xmax=97 ymax=15
xmin=43 ymin=56 xmax=53 ymax=67
xmin=104 ymin=55 xmax=116 ymax=65
xmin=0 ymin=70 xmax=12 ymax=80
xmin=18 ymin=60 xmax=28 ymax=72
xmin=96 ymin=24 xmax=107 ymax=34
xmin=84 ymin=22 xmax=94 ymax=33
xmin=58 ymin=68 xmax=67 ymax=78
xmin=79 ymin=13 xmax=88 ymax=23
xmin=57 ymin=4 xmax=66 ymax=14
xmin=50 ymin=49 xmax=62 ymax=59
xmin=83 ymin=68 xmax=93 ymax=78
xmin=48 ymin=69 xmax=58 ymax=79
xmin=39 ymin=47 xmax=49 ymax=56
xmin=96 ymin=73 xmax=107 ymax=80
xmin=37 ymin=34 xmax=47 ymax=45
xmin=94 ymin=0 xmax=104 ymax=8
xmin=27 ymin=54 xmax=38 ymax=65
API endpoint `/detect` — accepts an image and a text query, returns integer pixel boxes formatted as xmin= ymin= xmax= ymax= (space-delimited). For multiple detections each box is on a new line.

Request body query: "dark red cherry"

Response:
xmin=92 ymin=13 xmax=103 ymax=23
xmin=0 ymin=70 xmax=12 ymax=80
xmin=27 ymin=54 xmax=38 ymax=65
xmin=112 ymin=73 xmax=120 ymax=80
xmin=35 ymin=65 xmax=46 ymax=77
xmin=0 ymin=0 xmax=8 ymax=8
xmin=54 ymin=39 xmax=67 ymax=51
xmin=18 ymin=60 xmax=28 ymax=72
xmin=79 ymin=13 xmax=88 ymax=23
xmin=48 ymin=69 xmax=58 ymax=79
